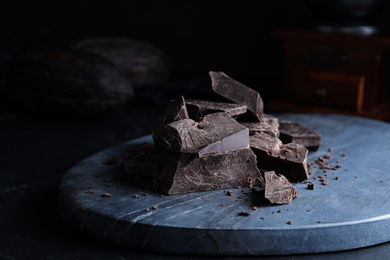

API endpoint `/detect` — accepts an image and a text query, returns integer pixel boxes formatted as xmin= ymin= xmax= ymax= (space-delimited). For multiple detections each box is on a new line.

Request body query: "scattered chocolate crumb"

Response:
xmin=159 ymin=194 xmax=165 ymax=198
xmin=105 ymin=157 xmax=117 ymax=165
xmin=272 ymin=212 xmax=275 ymax=214
xmin=287 ymin=221 xmax=292 ymax=225
xmin=253 ymin=206 xmax=257 ymax=211
xmin=152 ymin=205 xmax=159 ymax=210
xmin=143 ymin=193 xmax=149 ymax=196
xmin=335 ymin=176 xmax=339 ymax=180
xmin=318 ymin=220 xmax=323 ymax=223
xmin=328 ymin=147 xmax=332 ymax=152
xmin=221 ymin=204 xmax=225 ymax=206
xmin=321 ymin=179 xmax=328 ymax=185
xmin=307 ymin=210 xmax=311 ymax=212
xmin=336 ymin=164 xmax=342 ymax=168
xmin=133 ymin=195 xmax=140 ymax=198
xmin=307 ymin=183 xmax=315 ymax=190
xmin=324 ymin=153 xmax=332 ymax=159
xmin=102 ymin=193 xmax=112 ymax=197
xmin=277 ymin=210 xmax=282 ymax=213
xmin=238 ymin=211 xmax=251 ymax=216
xmin=260 ymin=217 xmax=265 ymax=220
xmin=309 ymin=171 xmax=314 ymax=175
xmin=323 ymin=170 xmax=327 ymax=173
xmin=226 ymin=191 xmax=233 ymax=196
xmin=381 ymin=180 xmax=384 ymax=182
xmin=146 ymin=208 xmax=150 ymax=212
xmin=94 ymin=172 xmax=103 ymax=177
xmin=355 ymin=176 xmax=358 ymax=178
xmin=86 ymin=190 xmax=94 ymax=194
xmin=342 ymin=153 xmax=347 ymax=157
xmin=201 ymin=196 xmax=205 ymax=199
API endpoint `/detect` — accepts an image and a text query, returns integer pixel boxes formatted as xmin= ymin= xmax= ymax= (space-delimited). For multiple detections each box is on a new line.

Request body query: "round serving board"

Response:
xmin=58 ymin=113 xmax=390 ymax=255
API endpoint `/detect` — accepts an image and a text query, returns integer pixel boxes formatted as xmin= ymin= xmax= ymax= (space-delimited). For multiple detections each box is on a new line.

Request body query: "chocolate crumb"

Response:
xmin=260 ymin=217 xmax=265 ymax=220
xmin=381 ymin=180 xmax=384 ymax=182
xmin=221 ymin=204 xmax=225 ymax=206
xmin=152 ymin=205 xmax=159 ymax=210
xmin=318 ymin=220 xmax=323 ymax=223
xmin=146 ymin=208 xmax=150 ymax=212
xmin=143 ymin=193 xmax=149 ymax=196
xmin=159 ymin=195 xmax=165 ymax=198
xmin=94 ymin=172 xmax=103 ymax=177
xmin=102 ymin=193 xmax=112 ymax=197
xmin=321 ymin=179 xmax=328 ymax=185
xmin=307 ymin=210 xmax=311 ymax=212
xmin=86 ymin=190 xmax=94 ymax=194
xmin=238 ymin=211 xmax=251 ymax=216
xmin=277 ymin=210 xmax=282 ymax=213
xmin=336 ymin=164 xmax=342 ymax=168
xmin=105 ymin=157 xmax=117 ymax=165
xmin=335 ymin=176 xmax=339 ymax=180
xmin=342 ymin=153 xmax=347 ymax=156
xmin=328 ymin=147 xmax=332 ymax=152
xmin=324 ymin=153 xmax=332 ymax=159
xmin=307 ymin=183 xmax=315 ymax=190
xmin=226 ymin=191 xmax=233 ymax=196
xmin=133 ymin=195 xmax=140 ymax=198
xmin=287 ymin=221 xmax=292 ymax=225
xmin=253 ymin=206 xmax=257 ymax=211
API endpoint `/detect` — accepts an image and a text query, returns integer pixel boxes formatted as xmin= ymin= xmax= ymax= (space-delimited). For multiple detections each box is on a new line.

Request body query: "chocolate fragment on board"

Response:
xmin=185 ymin=99 xmax=247 ymax=120
xmin=278 ymin=121 xmax=322 ymax=151
xmin=264 ymin=171 xmax=299 ymax=204
xmin=124 ymin=142 xmax=162 ymax=178
xmin=209 ymin=71 xmax=264 ymax=122
xmin=250 ymin=133 xmax=309 ymax=182
xmin=155 ymin=112 xmax=249 ymax=156
xmin=240 ymin=114 xmax=279 ymax=137
xmin=153 ymin=147 xmax=264 ymax=195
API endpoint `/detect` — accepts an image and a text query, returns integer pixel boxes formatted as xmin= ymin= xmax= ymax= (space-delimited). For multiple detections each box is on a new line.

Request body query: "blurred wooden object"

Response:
xmin=268 ymin=28 xmax=390 ymax=121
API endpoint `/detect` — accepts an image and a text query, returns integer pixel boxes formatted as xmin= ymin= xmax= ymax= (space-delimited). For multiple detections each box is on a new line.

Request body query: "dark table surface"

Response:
xmin=2 ymin=77 xmax=390 ymax=260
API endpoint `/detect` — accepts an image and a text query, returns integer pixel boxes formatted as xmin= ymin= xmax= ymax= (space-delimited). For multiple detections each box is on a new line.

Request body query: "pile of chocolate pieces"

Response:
xmin=124 ymin=71 xmax=321 ymax=204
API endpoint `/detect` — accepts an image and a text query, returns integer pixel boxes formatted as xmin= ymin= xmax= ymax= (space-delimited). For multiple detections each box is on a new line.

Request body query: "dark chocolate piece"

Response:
xmin=185 ymin=99 xmax=247 ymax=120
xmin=153 ymin=147 xmax=264 ymax=195
xmin=264 ymin=171 xmax=299 ymax=204
xmin=209 ymin=71 xmax=264 ymax=122
xmin=250 ymin=133 xmax=309 ymax=182
xmin=124 ymin=142 xmax=162 ymax=177
xmin=240 ymin=114 xmax=279 ymax=137
xmin=152 ymin=96 xmax=189 ymax=145
xmin=155 ymin=112 xmax=249 ymax=156
xmin=278 ymin=121 xmax=322 ymax=151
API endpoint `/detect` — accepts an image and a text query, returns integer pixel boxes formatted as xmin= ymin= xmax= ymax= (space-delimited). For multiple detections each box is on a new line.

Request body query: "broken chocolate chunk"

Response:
xmin=153 ymin=147 xmax=264 ymax=195
xmin=240 ymin=114 xmax=279 ymax=137
xmin=209 ymin=71 xmax=264 ymax=122
xmin=152 ymin=95 xmax=189 ymax=144
xmin=124 ymin=142 xmax=163 ymax=178
xmin=264 ymin=171 xmax=299 ymax=204
xmin=155 ymin=112 xmax=249 ymax=156
xmin=278 ymin=120 xmax=322 ymax=151
xmin=250 ymin=133 xmax=309 ymax=182
xmin=186 ymin=99 xmax=247 ymax=121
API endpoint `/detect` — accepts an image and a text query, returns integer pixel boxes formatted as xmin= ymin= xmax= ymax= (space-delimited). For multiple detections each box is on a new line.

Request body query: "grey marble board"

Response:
xmin=58 ymin=113 xmax=390 ymax=255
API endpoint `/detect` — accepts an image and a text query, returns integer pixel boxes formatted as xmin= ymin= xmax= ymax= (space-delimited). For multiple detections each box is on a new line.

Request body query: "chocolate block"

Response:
xmin=155 ymin=112 xmax=249 ymax=156
xmin=153 ymin=147 xmax=264 ymax=195
xmin=152 ymin=96 xmax=189 ymax=144
xmin=186 ymin=99 xmax=247 ymax=120
xmin=209 ymin=71 xmax=264 ymax=122
xmin=250 ymin=133 xmax=309 ymax=182
xmin=278 ymin=121 xmax=322 ymax=151
xmin=124 ymin=142 xmax=162 ymax=177
xmin=240 ymin=114 xmax=279 ymax=137
xmin=264 ymin=171 xmax=298 ymax=204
